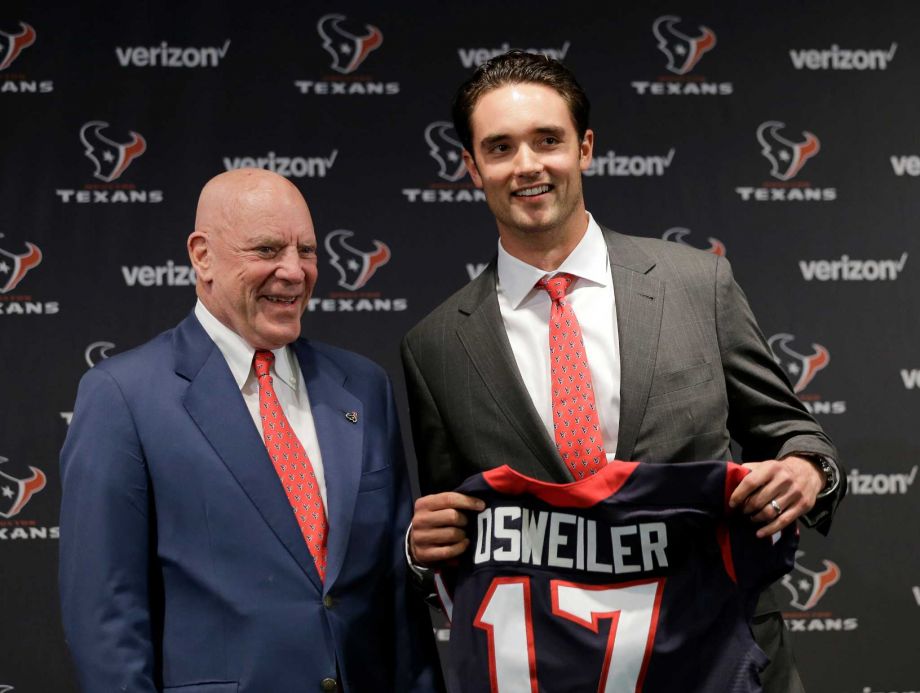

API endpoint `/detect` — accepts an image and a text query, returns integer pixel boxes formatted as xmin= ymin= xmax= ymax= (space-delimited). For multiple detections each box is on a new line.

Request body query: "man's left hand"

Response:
xmin=728 ymin=456 xmax=825 ymax=538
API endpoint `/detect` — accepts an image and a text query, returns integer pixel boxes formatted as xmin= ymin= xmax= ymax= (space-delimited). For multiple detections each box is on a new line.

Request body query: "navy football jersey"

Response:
xmin=438 ymin=460 xmax=797 ymax=693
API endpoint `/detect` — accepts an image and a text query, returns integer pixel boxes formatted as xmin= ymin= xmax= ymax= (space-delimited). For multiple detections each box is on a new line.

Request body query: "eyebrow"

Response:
xmin=479 ymin=126 xmax=566 ymax=149
xmin=247 ymin=236 xmax=316 ymax=249
xmin=247 ymin=236 xmax=281 ymax=247
xmin=480 ymin=133 xmax=510 ymax=149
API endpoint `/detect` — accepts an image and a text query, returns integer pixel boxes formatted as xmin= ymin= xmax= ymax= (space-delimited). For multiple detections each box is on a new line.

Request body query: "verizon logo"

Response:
xmin=901 ymin=369 xmax=920 ymax=390
xmin=457 ymin=42 xmax=570 ymax=69
xmin=116 ymin=40 xmax=231 ymax=67
xmin=222 ymin=150 xmax=338 ymax=178
xmin=789 ymin=43 xmax=897 ymax=70
xmin=583 ymin=149 xmax=675 ymax=177
xmin=466 ymin=262 xmax=487 ymax=280
xmin=847 ymin=466 xmax=917 ymax=495
xmin=890 ymin=155 xmax=920 ymax=176
xmin=798 ymin=253 xmax=908 ymax=281
xmin=122 ymin=261 xmax=195 ymax=287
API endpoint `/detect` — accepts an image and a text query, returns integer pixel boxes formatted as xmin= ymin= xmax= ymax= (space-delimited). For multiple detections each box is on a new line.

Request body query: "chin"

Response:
xmin=278 ymin=328 xmax=302 ymax=346
xmin=256 ymin=326 xmax=302 ymax=350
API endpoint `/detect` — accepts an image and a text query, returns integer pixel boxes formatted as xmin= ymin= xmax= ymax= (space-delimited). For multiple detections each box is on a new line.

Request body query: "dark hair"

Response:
xmin=451 ymin=49 xmax=591 ymax=154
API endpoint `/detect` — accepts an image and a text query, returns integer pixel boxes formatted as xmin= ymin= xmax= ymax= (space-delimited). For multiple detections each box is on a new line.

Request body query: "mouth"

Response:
xmin=512 ymin=184 xmax=552 ymax=198
xmin=262 ymin=295 xmax=300 ymax=305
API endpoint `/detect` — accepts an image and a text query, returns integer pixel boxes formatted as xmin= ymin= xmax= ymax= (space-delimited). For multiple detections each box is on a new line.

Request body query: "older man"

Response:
xmin=60 ymin=169 xmax=441 ymax=693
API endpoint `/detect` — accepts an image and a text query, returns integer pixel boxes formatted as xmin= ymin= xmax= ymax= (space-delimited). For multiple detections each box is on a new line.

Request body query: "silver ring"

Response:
xmin=770 ymin=499 xmax=782 ymax=516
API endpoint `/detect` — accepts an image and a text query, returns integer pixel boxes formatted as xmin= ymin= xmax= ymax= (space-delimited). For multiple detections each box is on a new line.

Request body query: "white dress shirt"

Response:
xmin=194 ymin=300 xmax=328 ymax=507
xmin=496 ymin=213 xmax=621 ymax=461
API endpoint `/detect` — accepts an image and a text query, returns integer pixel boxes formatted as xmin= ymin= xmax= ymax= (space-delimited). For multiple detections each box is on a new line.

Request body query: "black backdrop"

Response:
xmin=1 ymin=2 xmax=918 ymax=691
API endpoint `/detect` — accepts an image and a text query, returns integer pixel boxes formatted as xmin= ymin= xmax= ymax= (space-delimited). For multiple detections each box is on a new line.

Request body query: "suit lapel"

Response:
xmin=456 ymin=264 xmax=571 ymax=482
xmin=293 ymin=341 xmax=362 ymax=591
xmin=603 ymin=230 xmax=664 ymax=461
xmin=175 ymin=315 xmax=323 ymax=591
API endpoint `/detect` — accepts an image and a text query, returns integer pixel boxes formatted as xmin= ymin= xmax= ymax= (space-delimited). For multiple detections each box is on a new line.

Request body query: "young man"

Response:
xmin=402 ymin=51 xmax=843 ymax=691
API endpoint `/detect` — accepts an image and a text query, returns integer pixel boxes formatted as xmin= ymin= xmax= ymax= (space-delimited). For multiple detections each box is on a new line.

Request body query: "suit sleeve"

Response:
xmin=714 ymin=256 xmax=845 ymax=533
xmin=383 ymin=373 xmax=446 ymax=692
xmin=59 ymin=367 xmax=158 ymax=692
xmin=401 ymin=334 xmax=462 ymax=497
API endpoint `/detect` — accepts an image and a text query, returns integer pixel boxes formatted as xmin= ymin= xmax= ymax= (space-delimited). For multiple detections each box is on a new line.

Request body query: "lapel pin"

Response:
xmin=345 ymin=411 xmax=358 ymax=424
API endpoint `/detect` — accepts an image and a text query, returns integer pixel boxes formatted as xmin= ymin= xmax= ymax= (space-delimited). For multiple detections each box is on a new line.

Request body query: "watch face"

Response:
xmin=817 ymin=459 xmax=838 ymax=496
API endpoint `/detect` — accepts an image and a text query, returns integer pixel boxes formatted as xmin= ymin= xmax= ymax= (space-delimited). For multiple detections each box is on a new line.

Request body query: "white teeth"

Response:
xmin=266 ymin=296 xmax=296 ymax=303
xmin=514 ymin=184 xmax=551 ymax=197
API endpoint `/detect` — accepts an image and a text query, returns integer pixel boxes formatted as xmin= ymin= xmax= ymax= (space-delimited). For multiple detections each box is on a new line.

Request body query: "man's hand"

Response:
xmin=409 ymin=492 xmax=485 ymax=566
xmin=728 ymin=456 xmax=825 ymax=539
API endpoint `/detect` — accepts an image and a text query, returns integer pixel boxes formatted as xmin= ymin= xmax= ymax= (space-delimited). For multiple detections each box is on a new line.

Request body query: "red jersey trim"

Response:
xmin=482 ymin=461 xmax=640 ymax=508
xmin=720 ymin=462 xmax=750 ymax=584
xmin=723 ymin=461 xmax=749 ymax=511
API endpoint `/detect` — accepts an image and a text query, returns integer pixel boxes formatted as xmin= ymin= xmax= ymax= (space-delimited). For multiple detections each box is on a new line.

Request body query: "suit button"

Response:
xmin=320 ymin=677 xmax=338 ymax=691
xmin=323 ymin=595 xmax=334 ymax=608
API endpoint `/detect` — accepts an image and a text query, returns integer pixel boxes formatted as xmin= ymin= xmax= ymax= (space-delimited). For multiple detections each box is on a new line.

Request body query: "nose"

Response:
xmin=513 ymin=145 xmax=543 ymax=178
xmin=275 ymin=247 xmax=306 ymax=283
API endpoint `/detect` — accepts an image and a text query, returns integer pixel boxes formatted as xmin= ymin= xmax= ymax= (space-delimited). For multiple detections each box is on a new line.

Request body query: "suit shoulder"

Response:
xmin=625 ymin=233 xmax=722 ymax=263
xmin=405 ymin=272 xmax=490 ymax=344
xmin=617 ymin=232 xmax=730 ymax=281
xmin=88 ymin=327 xmax=177 ymax=381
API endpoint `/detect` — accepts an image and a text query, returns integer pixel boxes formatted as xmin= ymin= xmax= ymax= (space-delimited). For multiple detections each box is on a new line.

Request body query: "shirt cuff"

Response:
xmin=404 ymin=524 xmax=431 ymax=580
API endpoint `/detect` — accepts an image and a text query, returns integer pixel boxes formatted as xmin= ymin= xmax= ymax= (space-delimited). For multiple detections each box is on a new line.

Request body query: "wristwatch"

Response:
xmin=792 ymin=453 xmax=840 ymax=498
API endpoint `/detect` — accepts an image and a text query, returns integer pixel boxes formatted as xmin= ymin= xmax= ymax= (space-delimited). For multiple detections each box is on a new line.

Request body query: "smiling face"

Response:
xmin=189 ymin=169 xmax=318 ymax=350
xmin=463 ymin=82 xmax=593 ymax=258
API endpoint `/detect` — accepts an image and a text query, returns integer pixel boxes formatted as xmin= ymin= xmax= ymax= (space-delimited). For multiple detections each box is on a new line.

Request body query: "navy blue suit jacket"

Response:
xmin=60 ymin=313 xmax=440 ymax=692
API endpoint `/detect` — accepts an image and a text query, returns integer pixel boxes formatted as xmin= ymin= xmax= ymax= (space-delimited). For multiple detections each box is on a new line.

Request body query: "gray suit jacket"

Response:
xmin=402 ymin=228 xmax=843 ymax=613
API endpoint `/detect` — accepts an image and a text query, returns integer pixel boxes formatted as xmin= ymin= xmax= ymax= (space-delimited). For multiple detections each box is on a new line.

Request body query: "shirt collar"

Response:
xmin=496 ymin=212 xmax=610 ymax=309
xmin=194 ymin=299 xmax=298 ymax=392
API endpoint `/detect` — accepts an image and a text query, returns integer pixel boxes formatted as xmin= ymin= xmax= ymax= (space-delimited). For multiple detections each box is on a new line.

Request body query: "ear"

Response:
xmin=463 ymin=149 xmax=483 ymax=188
xmin=187 ymin=230 xmax=212 ymax=282
xmin=579 ymin=129 xmax=594 ymax=172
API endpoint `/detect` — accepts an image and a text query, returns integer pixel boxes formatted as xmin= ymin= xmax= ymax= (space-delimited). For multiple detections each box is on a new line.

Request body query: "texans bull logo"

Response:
xmin=0 ymin=457 xmax=47 ymax=519
xmin=317 ymin=13 xmax=383 ymax=74
xmin=424 ymin=121 xmax=466 ymax=182
xmin=661 ymin=227 xmax=726 ymax=256
xmin=79 ymin=121 xmax=147 ymax=182
xmin=767 ymin=333 xmax=830 ymax=394
xmin=0 ymin=21 xmax=36 ymax=71
xmin=652 ymin=15 xmax=717 ymax=75
xmin=85 ymin=341 xmax=116 ymax=368
xmin=781 ymin=551 xmax=841 ymax=610
xmin=0 ymin=241 xmax=42 ymax=294
xmin=324 ymin=229 xmax=391 ymax=291
xmin=756 ymin=121 xmax=820 ymax=181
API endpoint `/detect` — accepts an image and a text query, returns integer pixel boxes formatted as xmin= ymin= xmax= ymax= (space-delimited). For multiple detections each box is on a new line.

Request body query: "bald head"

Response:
xmin=187 ymin=168 xmax=318 ymax=350
xmin=194 ymin=168 xmax=308 ymax=235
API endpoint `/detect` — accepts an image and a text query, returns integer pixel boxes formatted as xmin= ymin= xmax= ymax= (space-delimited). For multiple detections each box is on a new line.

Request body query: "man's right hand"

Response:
xmin=409 ymin=492 xmax=486 ymax=566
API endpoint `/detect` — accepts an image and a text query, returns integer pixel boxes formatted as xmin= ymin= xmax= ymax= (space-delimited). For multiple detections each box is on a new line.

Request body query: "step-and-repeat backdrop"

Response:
xmin=1 ymin=1 xmax=917 ymax=690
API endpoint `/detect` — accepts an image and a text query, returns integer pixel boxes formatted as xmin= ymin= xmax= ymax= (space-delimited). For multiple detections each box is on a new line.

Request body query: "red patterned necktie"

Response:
xmin=536 ymin=273 xmax=607 ymax=478
xmin=253 ymin=350 xmax=328 ymax=581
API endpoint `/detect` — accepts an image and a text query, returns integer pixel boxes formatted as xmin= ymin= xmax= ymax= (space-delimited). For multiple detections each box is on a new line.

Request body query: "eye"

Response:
xmin=542 ymin=136 xmax=560 ymax=146
xmin=298 ymin=245 xmax=317 ymax=257
xmin=255 ymin=246 xmax=278 ymax=257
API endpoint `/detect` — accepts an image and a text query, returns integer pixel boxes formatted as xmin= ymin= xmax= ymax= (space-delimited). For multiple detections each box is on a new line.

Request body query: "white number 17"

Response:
xmin=473 ymin=577 xmax=664 ymax=693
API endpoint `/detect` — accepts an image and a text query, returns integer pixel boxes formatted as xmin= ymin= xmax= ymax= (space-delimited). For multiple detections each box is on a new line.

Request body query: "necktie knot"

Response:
xmin=254 ymin=350 xmax=274 ymax=378
xmin=537 ymin=272 xmax=575 ymax=304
